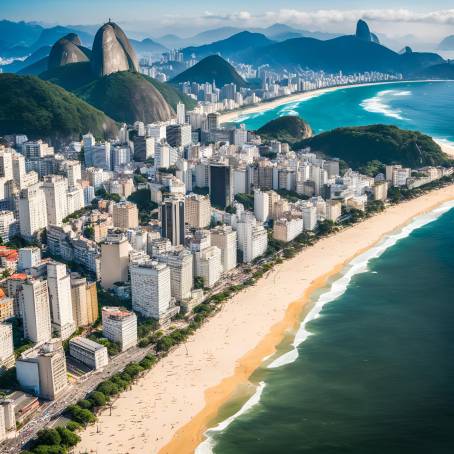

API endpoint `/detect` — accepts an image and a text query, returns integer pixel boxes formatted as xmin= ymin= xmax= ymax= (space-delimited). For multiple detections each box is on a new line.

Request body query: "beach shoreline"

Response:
xmin=75 ymin=185 xmax=454 ymax=454
xmin=219 ymin=79 xmax=453 ymax=125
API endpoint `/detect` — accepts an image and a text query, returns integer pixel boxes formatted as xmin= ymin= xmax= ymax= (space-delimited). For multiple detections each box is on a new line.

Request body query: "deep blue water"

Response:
xmin=200 ymin=204 xmax=454 ymax=454
xmin=235 ymin=81 xmax=454 ymax=147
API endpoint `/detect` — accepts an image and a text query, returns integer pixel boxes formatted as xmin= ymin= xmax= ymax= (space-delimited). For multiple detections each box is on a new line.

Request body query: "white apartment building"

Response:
xmin=0 ymin=399 xmax=16 ymax=442
xmin=63 ymin=160 xmax=82 ymax=187
xmin=18 ymin=247 xmax=41 ymax=272
xmin=69 ymin=336 xmax=109 ymax=370
xmin=42 ymin=175 xmax=68 ymax=226
xmin=273 ymin=217 xmax=304 ymax=243
xmin=156 ymin=248 xmax=193 ymax=302
xmin=254 ymin=189 xmax=269 ymax=223
xmin=18 ymin=183 xmax=48 ymax=240
xmin=185 ymin=194 xmax=211 ymax=228
xmin=194 ymin=245 xmax=222 ymax=288
xmin=130 ymin=261 xmax=176 ymax=321
xmin=0 ymin=148 xmax=13 ymax=181
xmin=210 ymin=225 xmax=237 ymax=272
xmin=325 ymin=200 xmax=342 ymax=222
xmin=236 ymin=213 xmax=268 ymax=263
xmin=0 ymin=323 xmax=14 ymax=373
xmin=16 ymin=339 xmax=68 ymax=400
xmin=21 ymin=279 xmax=51 ymax=343
xmin=303 ymin=205 xmax=318 ymax=231
xmin=102 ymin=307 xmax=137 ymax=351
xmin=0 ymin=211 xmax=18 ymax=243
xmin=47 ymin=261 xmax=76 ymax=340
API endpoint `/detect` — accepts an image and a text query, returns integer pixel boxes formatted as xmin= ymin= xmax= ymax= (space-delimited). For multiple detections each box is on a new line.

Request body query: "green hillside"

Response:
xmin=172 ymin=55 xmax=248 ymax=87
xmin=40 ymin=63 xmax=195 ymax=117
xmin=0 ymin=74 xmax=117 ymax=140
xmin=257 ymin=115 xmax=312 ymax=144
xmin=299 ymin=124 xmax=452 ymax=169
xmin=75 ymin=71 xmax=175 ymax=124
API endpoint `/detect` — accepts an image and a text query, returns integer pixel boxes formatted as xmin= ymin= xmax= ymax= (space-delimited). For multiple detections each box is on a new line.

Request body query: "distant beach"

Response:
xmin=75 ymin=185 xmax=454 ymax=454
xmin=219 ymin=80 xmax=452 ymax=125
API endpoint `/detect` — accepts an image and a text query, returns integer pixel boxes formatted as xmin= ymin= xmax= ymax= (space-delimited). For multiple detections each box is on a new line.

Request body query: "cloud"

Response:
xmin=199 ymin=8 xmax=454 ymax=27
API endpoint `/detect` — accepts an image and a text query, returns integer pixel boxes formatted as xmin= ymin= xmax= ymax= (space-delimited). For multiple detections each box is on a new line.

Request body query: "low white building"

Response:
xmin=102 ymin=307 xmax=137 ymax=352
xmin=69 ymin=336 xmax=109 ymax=370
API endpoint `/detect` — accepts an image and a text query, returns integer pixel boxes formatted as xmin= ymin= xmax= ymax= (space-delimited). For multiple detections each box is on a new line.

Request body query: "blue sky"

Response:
xmin=3 ymin=0 xmax=454 ymax=41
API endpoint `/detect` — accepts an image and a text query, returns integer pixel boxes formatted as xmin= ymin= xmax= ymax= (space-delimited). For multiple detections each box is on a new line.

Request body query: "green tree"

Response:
xmin=88 ymin=391 xmax=107 ymax=407
xmin=56 ymin=426 xmax=80 ymax=447
xmin=36 ymin=429 xmax=61 ymax=446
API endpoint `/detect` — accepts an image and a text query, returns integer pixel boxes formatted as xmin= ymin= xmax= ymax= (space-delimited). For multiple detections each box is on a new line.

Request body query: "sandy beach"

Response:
xmin=76 ymin=184 xmax=454 ymax=454
xmin=220 ymin=79 xmax=452 ymax=124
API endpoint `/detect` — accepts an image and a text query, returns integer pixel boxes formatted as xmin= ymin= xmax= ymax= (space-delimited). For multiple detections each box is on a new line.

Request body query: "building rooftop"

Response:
xmin=70 ymin=336 xmax=107 ymax=352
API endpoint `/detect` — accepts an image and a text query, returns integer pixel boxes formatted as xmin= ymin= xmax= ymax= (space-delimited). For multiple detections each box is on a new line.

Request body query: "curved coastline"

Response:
xmin=219 ymin=79 xmax=454 ymax=125
xmin=75 ymin=186 xmax=454 ymax=454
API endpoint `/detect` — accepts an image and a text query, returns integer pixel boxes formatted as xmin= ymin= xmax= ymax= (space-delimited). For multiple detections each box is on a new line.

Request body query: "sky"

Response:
xmin=3 ymin=0 xmax=454 ymax=43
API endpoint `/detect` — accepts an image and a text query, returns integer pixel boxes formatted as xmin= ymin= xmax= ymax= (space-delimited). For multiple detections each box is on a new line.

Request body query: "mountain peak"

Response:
xmin=356 ymin=19 xmax=372 ymax=41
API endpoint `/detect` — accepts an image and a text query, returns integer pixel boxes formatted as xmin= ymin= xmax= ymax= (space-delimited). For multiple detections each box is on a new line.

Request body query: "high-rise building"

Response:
xmin=160 ymin=196 xmax=185 ymax=246
xmin=206 ymin=112 xmax=220 ymax=130
xmin=0 ymin=211 xmax=18 ymax=243
xmin=102 ymin=307 xmax=137 ymax=351
xmin=194 ymin=245 xmax=222 ymax=288
xmin=16 ymin=339 xmax=68 ymax=400
xmin=0 ymin=399 xmax=16 ymax=442
xmin=185 ymin=194 xmax=211 ymax=229
xmin=18 ymin=247 xmax=41 ymax=272
xmin=63 ymin=160 xmax=82 ymax=187
xmin=130 ymin=261 xmax=177 ymax=321
xmin=133 ymin=136 xmax=154 ymax=161
xmin=0 ymin=323 xmax=14 ymax=374
xmin=209 ymin=164 xmax=233 ymax=209
xmin=210 ymin=225 xmax=237 ymax=272
xmin=166 ymin=124 xmax=192 ymax=148
xmin=302 ymin=205 xmax=317 ymax=231
xmin=112 ymin=201 xmax=139 ymax=230
xmin=254 ymin=189 xmax=269 ymax=223
xmin=325 ymin=200 xmax=342 ymax=222
xmin=12 ymin=153 xmax=27 ymax=189
xmin=176 ymin=102 xmax=186 ymax=125
xmin=47 ymin=261 xmax=76 ymax=340
xmin=21 ymin=279 xmax=51 ymax=343
xmin=42 ymin=175 xmax=68 ymax=227
xmin=70 ymin=274 xmax=98 ymax=327
xmin=156 ymin=248 xmax=193 ymax=302
xmin=18 ymin=183 xmax=47 ymax=240
xmin=0 ymin=149 xmax=13 ymax=181
xmin=236 ymin=212 xmax=268 ymax=263
xmin=100 ymin=230 xmax=131 ymax=289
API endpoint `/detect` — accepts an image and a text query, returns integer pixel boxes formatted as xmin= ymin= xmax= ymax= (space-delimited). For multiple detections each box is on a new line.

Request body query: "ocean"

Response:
xmin=233 ymin=81 xmax=454 ymax=149
xmin=196 ymin=202 xmax=454 ymax=453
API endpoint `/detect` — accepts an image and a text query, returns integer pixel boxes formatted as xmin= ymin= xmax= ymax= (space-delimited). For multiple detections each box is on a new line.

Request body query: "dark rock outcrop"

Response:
xmin=91 ymin=21 xmax=139 ymax=77
xmin=356 ymin=19 xmax=372 ymax=41
xmin=48 ymin=33 xmax=91 ymax=70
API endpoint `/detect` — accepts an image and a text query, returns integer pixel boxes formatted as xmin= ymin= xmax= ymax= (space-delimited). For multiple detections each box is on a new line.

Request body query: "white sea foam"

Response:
xmin=267 ymin=200 xmax=454 ymax=369
xmin=360 ymin=89 xmax=411 ymax=120
xmin=195 ymin=382 xmax=266 ymax=454
xmin=195 ymin=201 xmax=454 ymax=453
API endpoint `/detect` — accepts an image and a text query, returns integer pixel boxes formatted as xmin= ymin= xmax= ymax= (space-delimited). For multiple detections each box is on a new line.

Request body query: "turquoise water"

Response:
xmin=199 ymin=203 xmax=454 ymax=454
xmin=235 ymin=81 xmax=454 ymax=147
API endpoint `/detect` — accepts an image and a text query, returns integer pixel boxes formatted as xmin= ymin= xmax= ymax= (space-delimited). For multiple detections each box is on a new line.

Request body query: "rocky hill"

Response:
xmin=257 ymin=116 xmax=312 ymax=144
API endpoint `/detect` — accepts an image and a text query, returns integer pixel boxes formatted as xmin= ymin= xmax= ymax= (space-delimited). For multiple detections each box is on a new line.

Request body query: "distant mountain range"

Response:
xmin=182 ymin=31 xmax=274 ymax=60
xmin=157 ymin=23 xmax=339 ymax=49
xmin=171 ymin=55 xmax=248 ymax=87
xmin=179 ymin=21 xmax=446 ymax=77
xmin=438 ymin=35 xmax=454 ymax=51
